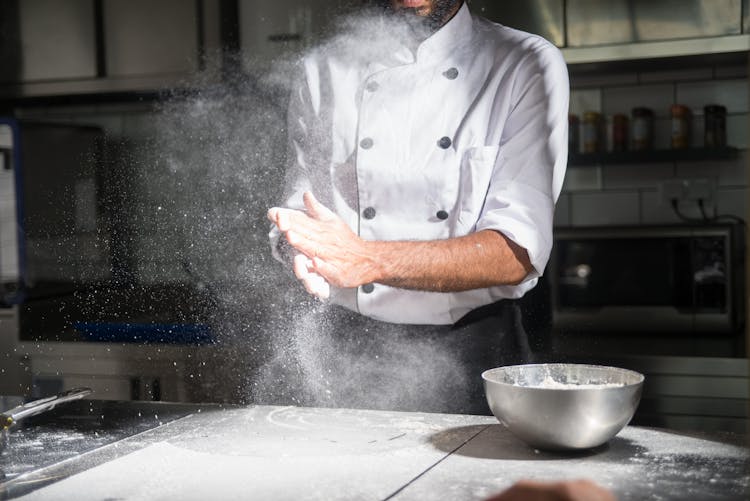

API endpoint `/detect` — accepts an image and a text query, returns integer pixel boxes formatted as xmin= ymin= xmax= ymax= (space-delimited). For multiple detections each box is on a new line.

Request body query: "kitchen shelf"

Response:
xmin=561 ymin=34 xmax=750 ymax=66
xmin=568 ymin=146 xmax=740 ymax=166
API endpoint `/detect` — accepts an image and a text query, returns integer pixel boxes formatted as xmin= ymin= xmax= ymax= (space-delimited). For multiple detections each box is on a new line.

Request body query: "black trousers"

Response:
xmin=254 ymin=299 xmax=535 ymax=415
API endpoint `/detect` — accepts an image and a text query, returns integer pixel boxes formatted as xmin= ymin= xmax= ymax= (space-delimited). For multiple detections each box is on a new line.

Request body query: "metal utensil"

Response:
xmin=1 ymin=387 xmax=93 ymax=452
xmin=482 ymin=364 xmax=644 ymax=451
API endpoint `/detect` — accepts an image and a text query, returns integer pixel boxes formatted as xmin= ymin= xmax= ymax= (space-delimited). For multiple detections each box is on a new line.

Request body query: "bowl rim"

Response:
xmin=481 ymin=363 xmax=645 ymax=390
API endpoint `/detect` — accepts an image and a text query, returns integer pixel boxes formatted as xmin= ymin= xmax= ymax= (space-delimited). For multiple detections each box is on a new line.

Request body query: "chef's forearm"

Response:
xmin=363 ymin=230 xmax=533 ymax=292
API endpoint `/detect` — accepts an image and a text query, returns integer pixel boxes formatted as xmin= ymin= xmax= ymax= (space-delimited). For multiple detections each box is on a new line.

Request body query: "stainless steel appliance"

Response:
xmin=550 ymin=224 xmax=745 ymax=334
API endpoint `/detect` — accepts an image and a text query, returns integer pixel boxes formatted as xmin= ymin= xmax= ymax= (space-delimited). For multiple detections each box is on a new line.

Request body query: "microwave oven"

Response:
xmin=550 ymin=224 xmax=745 ymax=334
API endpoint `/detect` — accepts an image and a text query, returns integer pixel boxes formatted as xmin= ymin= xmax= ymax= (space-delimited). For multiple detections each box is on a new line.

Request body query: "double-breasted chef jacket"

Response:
xmin=271 ymin=3 xmax=569 ymax=325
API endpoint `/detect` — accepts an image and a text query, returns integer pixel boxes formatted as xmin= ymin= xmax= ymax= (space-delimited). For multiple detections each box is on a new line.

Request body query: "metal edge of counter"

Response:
xmin=0 ymin=404 xmax=226 ymax=500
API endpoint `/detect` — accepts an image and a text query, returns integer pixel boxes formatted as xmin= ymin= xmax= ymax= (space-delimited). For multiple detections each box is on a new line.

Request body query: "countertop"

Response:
xmin=1 ymin=402 xmax=748 ymax=500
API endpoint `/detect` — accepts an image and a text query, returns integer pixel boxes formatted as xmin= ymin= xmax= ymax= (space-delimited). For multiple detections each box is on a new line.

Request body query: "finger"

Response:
xmin=309 ymin=274 xmax=331 ymax=300
xmin=303 ymin=191 xmax=336 ymax=221
xmin=298 ymin=266 xmax=321 ymax=296
xmin=267 ymin=207 xmax=286 ymax=229
xmin=267 ymin=207 xmax=290 ymax=226
xmin=268 ymin=207 xmax=307 ymax=233
xmin=286 ymin=230 xmax=318 ymax=258
xmin=293 ymin=253 xmax=313 ymax=278
xmin=276 ymin=210 xmax=292 ymax=232
xmin=311 ymin=257 xmax=339 ymax=285
xmin=293 ymin=254 xmax=330 ymax=298
xmin=286 ymin=230 xmax=305 ymax=250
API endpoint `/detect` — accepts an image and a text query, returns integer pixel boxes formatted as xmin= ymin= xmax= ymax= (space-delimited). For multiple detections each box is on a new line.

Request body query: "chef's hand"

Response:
xmin=292 ymin=253 xmax=330 ymax=300
xmin=485 ymin=480 xmax=617 ymax=501
xmin=267 ymin=191 xmax=376 ymax=291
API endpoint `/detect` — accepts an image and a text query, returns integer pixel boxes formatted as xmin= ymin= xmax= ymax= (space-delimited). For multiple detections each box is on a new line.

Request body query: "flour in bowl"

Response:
xmin=529 ymin=375 xmax=627 ymax=389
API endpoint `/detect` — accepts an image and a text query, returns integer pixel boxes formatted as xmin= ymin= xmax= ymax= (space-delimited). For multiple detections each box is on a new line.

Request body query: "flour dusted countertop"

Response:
xmin=2 ymin=403 xmax=748 ymax=500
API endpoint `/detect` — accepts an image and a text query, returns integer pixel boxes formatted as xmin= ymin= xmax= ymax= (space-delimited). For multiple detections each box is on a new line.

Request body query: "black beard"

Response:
xmin=377 ymin=1 xmax=463 ymax=33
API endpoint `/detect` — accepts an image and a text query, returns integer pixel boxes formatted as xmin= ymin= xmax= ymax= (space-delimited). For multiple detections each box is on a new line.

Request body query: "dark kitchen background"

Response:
xmin=0 ymin=0 xmax=748 ymax=435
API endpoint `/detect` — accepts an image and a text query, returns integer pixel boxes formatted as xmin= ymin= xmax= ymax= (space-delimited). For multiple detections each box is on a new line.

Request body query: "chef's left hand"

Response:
xmin=267 ymin=192 xmax=377 ymax=290
xmin=485 ymin=479 xmax=618 ymax=501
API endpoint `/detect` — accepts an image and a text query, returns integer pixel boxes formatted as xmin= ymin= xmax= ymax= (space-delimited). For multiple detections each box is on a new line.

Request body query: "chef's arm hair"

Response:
xmin=360 ymin=229 xmax=533 ymax=292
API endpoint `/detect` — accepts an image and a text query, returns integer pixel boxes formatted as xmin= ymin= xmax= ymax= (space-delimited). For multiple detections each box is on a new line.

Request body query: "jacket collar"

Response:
xmin=415 ymin=2 xmax=473 ymax=63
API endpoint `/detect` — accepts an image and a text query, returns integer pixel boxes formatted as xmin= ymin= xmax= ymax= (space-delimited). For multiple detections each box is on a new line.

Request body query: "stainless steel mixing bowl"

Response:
xmin=482 ymin=363 xmax=644 ymax=451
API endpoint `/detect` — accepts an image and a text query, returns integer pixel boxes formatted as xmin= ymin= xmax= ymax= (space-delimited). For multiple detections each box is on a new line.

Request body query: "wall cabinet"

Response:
xmin=0 ymin=0 xmax=208 ymax=98
xmin=472 ymin=0 xmax=748 ymax=65
xmin=102 ymin=0 xmax=200 ymax=78
xmin=567 ymin=0 xmax=742 ymax=47
xmin=0 ymin=0 xmax=97 ymax=84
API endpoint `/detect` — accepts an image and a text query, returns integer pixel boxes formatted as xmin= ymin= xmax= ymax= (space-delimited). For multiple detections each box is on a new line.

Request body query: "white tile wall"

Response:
xmin=553 ymin=193 xmax=571 ymax=227
xmin=640 ymin=190 xmax=684 ymax=225
xmin=602 ymin=84 xmax=674 ymax=118
xmin=688 ymin=115 xmax=706 ymax=148
xmin=569 ymin=191 xmax=641 ymax=226
xmin=652 ymin=117 xmax=674 ymax=150
xmin=602 ymin=163 xmax=674 ymax=190
xmin=716 ymin=187 xmax=749 ymax=220
xmin=714 ymin=64 xmax=748 ymax=79
xmin=676 ymin=152 xmax=747 ymax=187
xmin=562 ymin=166 xmax=603 ymax=192
xmin=569 ymin=88 xmax=602 ymax=115
xmin=676 ymin=79 xmax=748 ymax=114
xmin=639 ymin=67 xmax=713 ymax=84
xmin=569 ymin=72 xmax=638 ymax=88
xmin=566 ymin=64 xmax=748 ymax=227
xmin=727 ymin=113 xmax=749 ymax=148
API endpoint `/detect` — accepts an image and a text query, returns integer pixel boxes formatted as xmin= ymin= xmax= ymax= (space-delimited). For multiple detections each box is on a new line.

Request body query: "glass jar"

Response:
xmin=582 ymin=111 xmax=603 ymax=153
xmin=631 ymin=107 xmax=654 ymax=151
xmin=704 ymin=105 xmax=727 ymax=148
xmin=612 ymin=113 xmax=629 ymax=152
xmin=670 ymin=104 xmax=692 ymax=149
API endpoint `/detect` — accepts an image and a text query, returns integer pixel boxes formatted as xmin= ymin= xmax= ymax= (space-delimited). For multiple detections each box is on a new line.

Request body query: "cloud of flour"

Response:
xmin=142 ymin=9 xmax=472 ymax=412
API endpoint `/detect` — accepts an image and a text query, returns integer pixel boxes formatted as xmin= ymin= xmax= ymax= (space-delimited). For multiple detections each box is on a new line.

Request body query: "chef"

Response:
xmin=267 ymin=0 xmax=568 ymax=414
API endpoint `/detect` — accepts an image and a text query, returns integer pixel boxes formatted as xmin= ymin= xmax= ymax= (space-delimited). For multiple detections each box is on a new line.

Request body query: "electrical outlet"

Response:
xmin=660 ymin=179 xmax=688 ymax=205
xmin=660 ymin=178 xmax=716 ymax=206
xmin=684 ymin=178 xmax=715 ymax=203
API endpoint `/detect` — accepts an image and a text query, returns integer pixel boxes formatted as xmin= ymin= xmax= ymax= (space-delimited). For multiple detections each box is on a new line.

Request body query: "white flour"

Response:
xmin=529 ymin=375 xmax=627 ymax=390
xmin=16 ymin=408 xmax=750 ymax=501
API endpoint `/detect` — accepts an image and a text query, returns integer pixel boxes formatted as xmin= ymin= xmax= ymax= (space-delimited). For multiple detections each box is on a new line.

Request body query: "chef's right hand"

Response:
xmin=485 ymin=479 xmax=617 ymax=501
xmin=293 ymin=253 xmax=330 ymax=300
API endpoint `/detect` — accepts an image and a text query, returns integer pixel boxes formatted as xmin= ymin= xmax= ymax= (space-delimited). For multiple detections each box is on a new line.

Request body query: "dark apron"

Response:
xmin=257 ymin=299 xmax=535 ymax=416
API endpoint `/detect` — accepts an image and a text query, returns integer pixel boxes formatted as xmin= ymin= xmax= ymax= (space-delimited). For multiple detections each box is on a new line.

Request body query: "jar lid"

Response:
xmin=632 ymin=107 xmax=653 ymax=116
xmin=704 ymin=104 xmax=727 ymax=113
xmin=583 ymin=111 xmax=601 ymax=120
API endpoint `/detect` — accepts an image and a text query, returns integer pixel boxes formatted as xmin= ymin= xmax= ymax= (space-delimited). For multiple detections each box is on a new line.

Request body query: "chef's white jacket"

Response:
xmin=270 ymin=3 xmax=569 ymax=325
